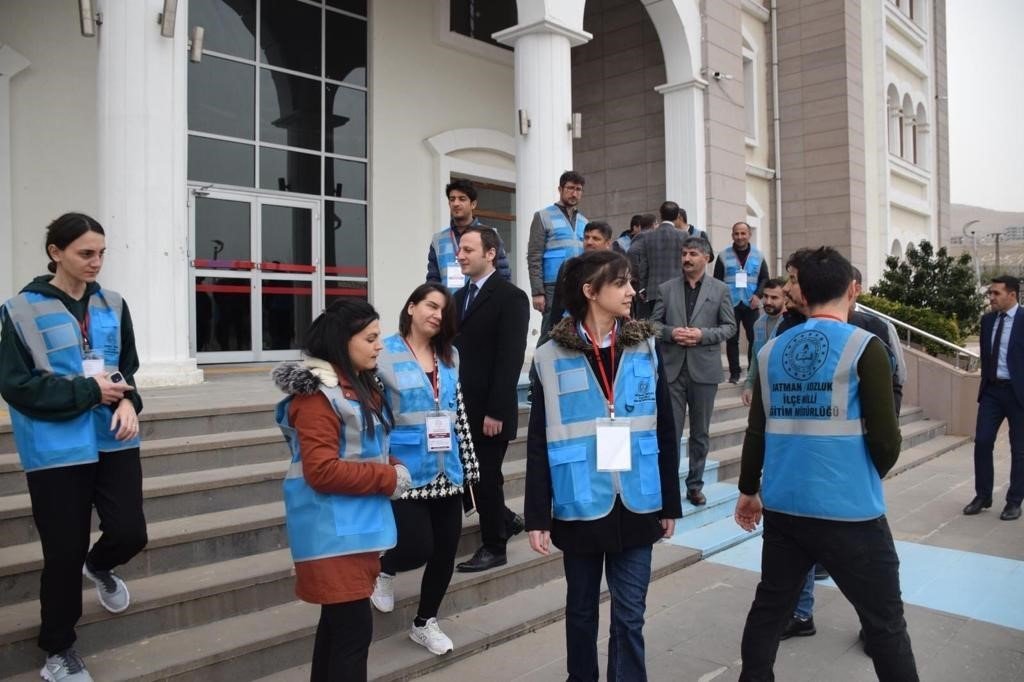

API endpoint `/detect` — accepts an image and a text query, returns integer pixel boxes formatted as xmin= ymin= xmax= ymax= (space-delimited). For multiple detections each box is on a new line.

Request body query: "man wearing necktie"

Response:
xmin=452 ymin=228 xmax=531 ymax=571
xmin=965 ymin=275 xmax=1024 ymax=521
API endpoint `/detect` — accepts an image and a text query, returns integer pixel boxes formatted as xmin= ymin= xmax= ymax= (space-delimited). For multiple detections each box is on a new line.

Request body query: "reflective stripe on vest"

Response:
xmin=541 ymin=205 xmax=588 ymax=284
xmin=533 ymin=335 xmax=663 ymax=521
xmin=752 ymin=313 xmax=782 ymax=358
xmin=721 ymin=247 xmax=762 ymax=306
xmin=377 ymin=334 xmax=464 ymax=487
xmin=4 ymin=289 xmax=136 ymax=470
xmin=277 ymin=385 xmax=396 ymax=562
xmin=758 ymin=321 xmax=885 ymax=521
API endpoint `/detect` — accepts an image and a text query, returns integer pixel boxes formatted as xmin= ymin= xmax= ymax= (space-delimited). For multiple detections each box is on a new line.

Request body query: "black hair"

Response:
xmin=45 ymin=212 xmax=105 ymax=274
xmin=445 ymin=178 xmax=478 ymax=202
xmin=659 ymin=201 xmax=680 ymax=222
xmin=584 ymin=221 xmax=613 ymax=241
xmin=639 ymin=213 xmax=657 ymax=230
xmin=559 ymin=170 xmax=586 ymax=187
xmin=303 ymin=299 xmax=392 ymax=436
xmin=398 ymin=282 xmax=457 ymax=366
xmin=795 ymin=247 xmax=853 ymax=307
xmin=760 ymin=277 xmax=787 ymax=293
xmin=463 ymin=226 xmax=500 ymax=262
xmin=785 ymin=247 xmax=815 ymax=273
xmin=681 ymin=236 xmax=710 ymax=257
xmin=991 ymin=275 xmax=1021 ymax=299
xmin=629 ymin=214 xmax=643 ymax=228
xmin=560 ymin=250 xmax=632 ymax=322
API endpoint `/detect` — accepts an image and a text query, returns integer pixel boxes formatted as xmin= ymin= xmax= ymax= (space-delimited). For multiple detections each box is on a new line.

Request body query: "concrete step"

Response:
xmin=0 ymin=459 xmax=289 ymax=548
xmin=0 ymin=427 xmax=289 ymax=496
xmin=254 ymin=541 xmax=700 ymax=682
xmin=672 ymin=513 xmax=763 ymax=558
xmin=677 ymin=481 xmax=741 ymax=533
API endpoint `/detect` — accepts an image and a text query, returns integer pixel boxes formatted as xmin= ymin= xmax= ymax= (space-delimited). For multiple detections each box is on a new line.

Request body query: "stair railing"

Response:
xmin=857 ymin=303 xmax=980 ymax=371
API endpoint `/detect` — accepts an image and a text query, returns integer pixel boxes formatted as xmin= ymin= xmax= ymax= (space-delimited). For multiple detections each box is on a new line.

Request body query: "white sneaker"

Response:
xmin=409 ymin=617 xmax=454 ymax=655
xmin=40 ymin=647 xmax=94 ymax=681
xmin=370 ymin=573 xmax=394 ymax=613
xmin=82 ymin=562 xmax=130 ymax=613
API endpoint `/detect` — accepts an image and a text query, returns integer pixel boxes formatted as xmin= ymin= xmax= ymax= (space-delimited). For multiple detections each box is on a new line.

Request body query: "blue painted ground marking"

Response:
xmin=708 ymin=538 xmax=1024 ymax=631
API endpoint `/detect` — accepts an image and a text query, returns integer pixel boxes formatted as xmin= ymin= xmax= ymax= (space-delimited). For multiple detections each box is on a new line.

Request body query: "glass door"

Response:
xmin=189 ymin=187 xmax=321 ymax=362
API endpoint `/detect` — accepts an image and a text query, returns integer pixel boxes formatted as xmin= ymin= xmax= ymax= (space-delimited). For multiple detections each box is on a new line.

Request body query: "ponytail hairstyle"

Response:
xmin=560 ymin=250 xmax=632 ymax=322
xmin=303 ymin=299 xmax=393 ymax=435
xmin=45 ymin=213 xmax=105 ymax=274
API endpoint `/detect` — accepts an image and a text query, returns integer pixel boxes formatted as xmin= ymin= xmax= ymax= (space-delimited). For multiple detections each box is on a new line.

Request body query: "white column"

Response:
xmin=656 ymin=79 xmax=708 ymax=230
xmin=494 ymin=19 xmax=591 ymax=297
xmin=0 ymin=44 xmax=30 ymax=306
xmin=95 ymin=0 xmax=202 ymax=386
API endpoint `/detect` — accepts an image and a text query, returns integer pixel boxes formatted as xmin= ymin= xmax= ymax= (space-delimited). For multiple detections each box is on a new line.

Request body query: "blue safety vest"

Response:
xmin=759 ymin=320 xmax=885 ymax=521
xmin=532 ymin=330 xmax=663 ymax=521
xmin=4 ymin=288 xmax=140 ymax=472
xmin=752 ymin=312 xmax=783 ymax=357
xmin=721 ymin=246 xmax=763 ymax=307
xmin=377 ymin=334 xmax=463 ymax=488
xmin=276 ymin=386 xmax=397 ymax=563
xmin=540 ymin=205 xmax=588 ymax=284
xmin=430 ymin=221 xmax=509 ymax=293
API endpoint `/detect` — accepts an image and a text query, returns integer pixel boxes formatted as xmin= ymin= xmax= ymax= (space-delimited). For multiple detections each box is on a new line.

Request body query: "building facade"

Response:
xmin=0 ymin=0 xmax=948 ymax=385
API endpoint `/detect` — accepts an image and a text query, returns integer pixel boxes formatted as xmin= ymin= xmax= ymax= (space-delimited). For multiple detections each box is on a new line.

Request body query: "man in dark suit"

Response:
xmin=453 ymin=228 xmax=531 ymax=570
xmin=651 ymin=237 xmax=736 ymax=506
xmin=630 ymin=202 xmax=712 ymax=319
xmin=965 ymin=275 xmax=1024 ymax=521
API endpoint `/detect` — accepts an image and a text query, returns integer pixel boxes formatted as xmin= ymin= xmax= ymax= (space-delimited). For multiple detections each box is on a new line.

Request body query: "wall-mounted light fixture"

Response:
xmin=518 ymin=109 xmax=531 ymax=136
xmin=568 ymin=112 xmax=582 ymax=139
xmin=189 ymin=26 xmax=205 ymax=63
xmin=159 ymin=0 xmax=179 ymax=38
xmin=79 ymin=0 xmax=99 ymax=37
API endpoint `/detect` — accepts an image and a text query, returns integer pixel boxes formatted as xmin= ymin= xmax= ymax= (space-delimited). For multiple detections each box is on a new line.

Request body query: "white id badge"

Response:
xmin=445 ymin=265 xmax=464 ymax=290
xmin=82 ymin=351 xmax=104 ymax=378
xmin=735 ymin=271 xmax=749 ymax=289
xmin=596 ymin=418 xmax=632 ymax=471
xmin=426 ymin=412 xmax=453 ymax=452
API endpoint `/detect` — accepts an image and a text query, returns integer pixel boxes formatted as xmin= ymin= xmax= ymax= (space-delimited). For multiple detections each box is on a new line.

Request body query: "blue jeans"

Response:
xmin=793 ymin=567 xmax=815 ymax=620
xmin=563 ymin=544 xmax=653 ymax=682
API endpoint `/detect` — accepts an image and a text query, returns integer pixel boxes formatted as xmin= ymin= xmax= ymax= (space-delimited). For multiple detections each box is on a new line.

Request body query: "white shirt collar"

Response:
xmin=470 ymin=268 xmax=495 ymax=289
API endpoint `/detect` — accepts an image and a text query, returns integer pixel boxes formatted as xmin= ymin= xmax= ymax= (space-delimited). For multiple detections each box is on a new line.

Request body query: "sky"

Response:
xmin=946 ymin=0 xmax=1024 ymax=212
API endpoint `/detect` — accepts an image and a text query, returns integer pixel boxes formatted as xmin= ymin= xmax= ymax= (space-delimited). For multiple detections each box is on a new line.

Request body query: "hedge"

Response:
xmin=856 ymin=293 xmax=962 ymax=355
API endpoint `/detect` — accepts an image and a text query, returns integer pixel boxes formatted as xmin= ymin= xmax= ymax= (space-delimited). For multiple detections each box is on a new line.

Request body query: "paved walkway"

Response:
xmin=421 ymin=434 xmax=1024 ymax=681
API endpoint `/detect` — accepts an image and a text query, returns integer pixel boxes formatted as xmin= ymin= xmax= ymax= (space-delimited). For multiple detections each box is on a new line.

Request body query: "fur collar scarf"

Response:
xmin=547 ymin=317 xmax=657 ymax=352
xmin=272 ymin=358 xmax=342 ymax=396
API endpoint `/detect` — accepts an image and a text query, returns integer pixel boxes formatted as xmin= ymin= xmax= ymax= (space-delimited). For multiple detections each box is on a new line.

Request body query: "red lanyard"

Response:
xmin=583 ymin=323 xmax=617 ymax=417
xmin=449 ymin=227 xmax=461 ymax=254
xmin=403 ymin=338 xmax=440 ymax=407
xmin=79 ymin=311 xmax=91 ymax=351
xmin=810 ymin=313 xmax=844 ymax=322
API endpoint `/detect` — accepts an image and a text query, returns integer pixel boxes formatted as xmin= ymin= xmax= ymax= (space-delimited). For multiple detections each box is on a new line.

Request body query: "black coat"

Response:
xmin=453 ymin=272 xmax=530 ymax=441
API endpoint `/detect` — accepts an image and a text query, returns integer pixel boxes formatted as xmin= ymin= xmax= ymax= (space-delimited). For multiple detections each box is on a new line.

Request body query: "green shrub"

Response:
xmin=857 ymin=293 xmax=962 ymax=356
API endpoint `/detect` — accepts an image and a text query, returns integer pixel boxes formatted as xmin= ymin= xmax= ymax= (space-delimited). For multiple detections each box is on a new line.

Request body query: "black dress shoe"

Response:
xmin=1000 ymin=503 xmax=1022 ymax=521
xmin=813 ymin=566 xmax=830 ymax=581
xmin=728 ymin=373 xmax=740 ymax=384
xmin=508 ymin=513 xmax=525 ymax=536
xmin=780 ymin=616 xmax=816 ymax=640
xmin=686 ymin=489 xmax=706 ymax=506
xmin=963 ymin=496 xmax=993 ymax=515
xmin=456 ymin=547 xmax=507 ymax=573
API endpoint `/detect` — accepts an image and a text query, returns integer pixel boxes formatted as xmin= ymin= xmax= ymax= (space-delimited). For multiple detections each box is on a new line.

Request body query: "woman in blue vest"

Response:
xmin=272 ymin=299 xmax=412 ymax=682
xmin=0 ymin=212 xmax=146 ymax=682
xmin=370 ymin=282 xmax=480 ymax=655
xmin=524 ymin=250 xmax=682 ymax=682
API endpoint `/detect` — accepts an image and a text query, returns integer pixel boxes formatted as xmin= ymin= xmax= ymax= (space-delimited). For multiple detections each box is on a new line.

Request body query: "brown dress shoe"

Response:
xmin=686 ymin=489 xmax=706 ymax=506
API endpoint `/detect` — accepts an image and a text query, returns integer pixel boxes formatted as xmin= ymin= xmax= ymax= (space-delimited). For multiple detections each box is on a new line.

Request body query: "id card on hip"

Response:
xmin=596 ymin=417 xmax=631 ymax=471
xmin=426 ymin=412 xmax=453 ymax=452
xmin=734 ymin=271 xmax=748 ymax=289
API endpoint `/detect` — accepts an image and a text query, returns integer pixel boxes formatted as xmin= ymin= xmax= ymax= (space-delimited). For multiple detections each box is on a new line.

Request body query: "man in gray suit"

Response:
xmin=630 ymin=201 xmax=704 ymax=318
xmin=652 ymin=237 xmax=736 ymax=505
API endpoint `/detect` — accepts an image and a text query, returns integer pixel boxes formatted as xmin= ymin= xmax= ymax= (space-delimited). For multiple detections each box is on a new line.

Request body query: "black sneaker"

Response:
xmin=780 ymin=616 xmax=816 ymax=640
xmin=814 ymin=566 xmax=830 ymax=581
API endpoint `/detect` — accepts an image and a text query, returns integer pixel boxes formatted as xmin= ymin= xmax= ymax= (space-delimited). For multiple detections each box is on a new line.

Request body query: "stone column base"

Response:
xmin=135 ymin=360 xmax=205 ymax=388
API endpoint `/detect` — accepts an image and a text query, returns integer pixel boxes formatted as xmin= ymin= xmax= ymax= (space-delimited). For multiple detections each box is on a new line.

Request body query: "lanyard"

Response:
xmin=403 ymin=338 xmax=440 ymax=409
xmin=583 ymin=323 xmax=617 ymax=418
xmin=810 ymin=313 xmax=844 ymax=322
xmin=79 ymin=310 xmax=91 ymax=351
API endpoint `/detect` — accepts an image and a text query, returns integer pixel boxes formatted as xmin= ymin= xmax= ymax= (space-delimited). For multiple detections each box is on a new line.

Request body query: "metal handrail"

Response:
xmin=856 ymin=303 xmax=979 ymax=370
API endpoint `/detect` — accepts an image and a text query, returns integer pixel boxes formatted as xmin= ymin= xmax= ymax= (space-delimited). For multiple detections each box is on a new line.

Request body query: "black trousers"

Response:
xmin=727 ymin=303 xmax=759 ymax=376
xmin=310 ymin=599 xmax=373 ymax=682
xmin=739 ymin=510 xmax=918 ymax=682
xmin=26 ymin=449 xmax=148 ymax=655
xmin=380 ymin=495 xmax=463 ymax=619
xmin=466 ymin=437 xmax=517 ymax=552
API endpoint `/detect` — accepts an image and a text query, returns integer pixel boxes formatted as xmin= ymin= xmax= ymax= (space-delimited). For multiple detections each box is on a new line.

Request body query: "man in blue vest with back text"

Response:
xmin=426 ymin=178 xmax=511 ymax=291
xmin=714 ymin=221 xmax=769 ymax=384
xmin=733 ymin=246 xmax=918 ymax=682
xmin=527 ymin=171 xmax=587 ymax=338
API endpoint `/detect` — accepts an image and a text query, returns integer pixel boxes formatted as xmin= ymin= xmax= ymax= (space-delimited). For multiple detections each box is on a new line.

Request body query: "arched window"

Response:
xmin=890 ymin=240 xmax=903 ymax=259
xmin=887 ymin=84 xmax=901 ymax=155
xmin=914 ymin=102 xmax=929 ymax=168
xmin=901 ymin=94 xmax=915 ymax=161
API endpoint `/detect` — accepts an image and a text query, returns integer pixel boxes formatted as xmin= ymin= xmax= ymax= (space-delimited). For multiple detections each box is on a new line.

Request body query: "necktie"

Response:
xmin=463 ymin=283 xmax=478 ymax=318
xmin=989 ymin=312 xmax=1007 ymax=381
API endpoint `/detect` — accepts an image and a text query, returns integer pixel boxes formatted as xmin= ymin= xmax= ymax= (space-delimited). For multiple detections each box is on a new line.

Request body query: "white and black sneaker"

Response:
xmin=83 ymin=562 xmax=130 ymax=613
xmin=409 ymin=617 xmax=454 ymax=655
xmin=40 ymin=647 xmax=94 ymax=681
